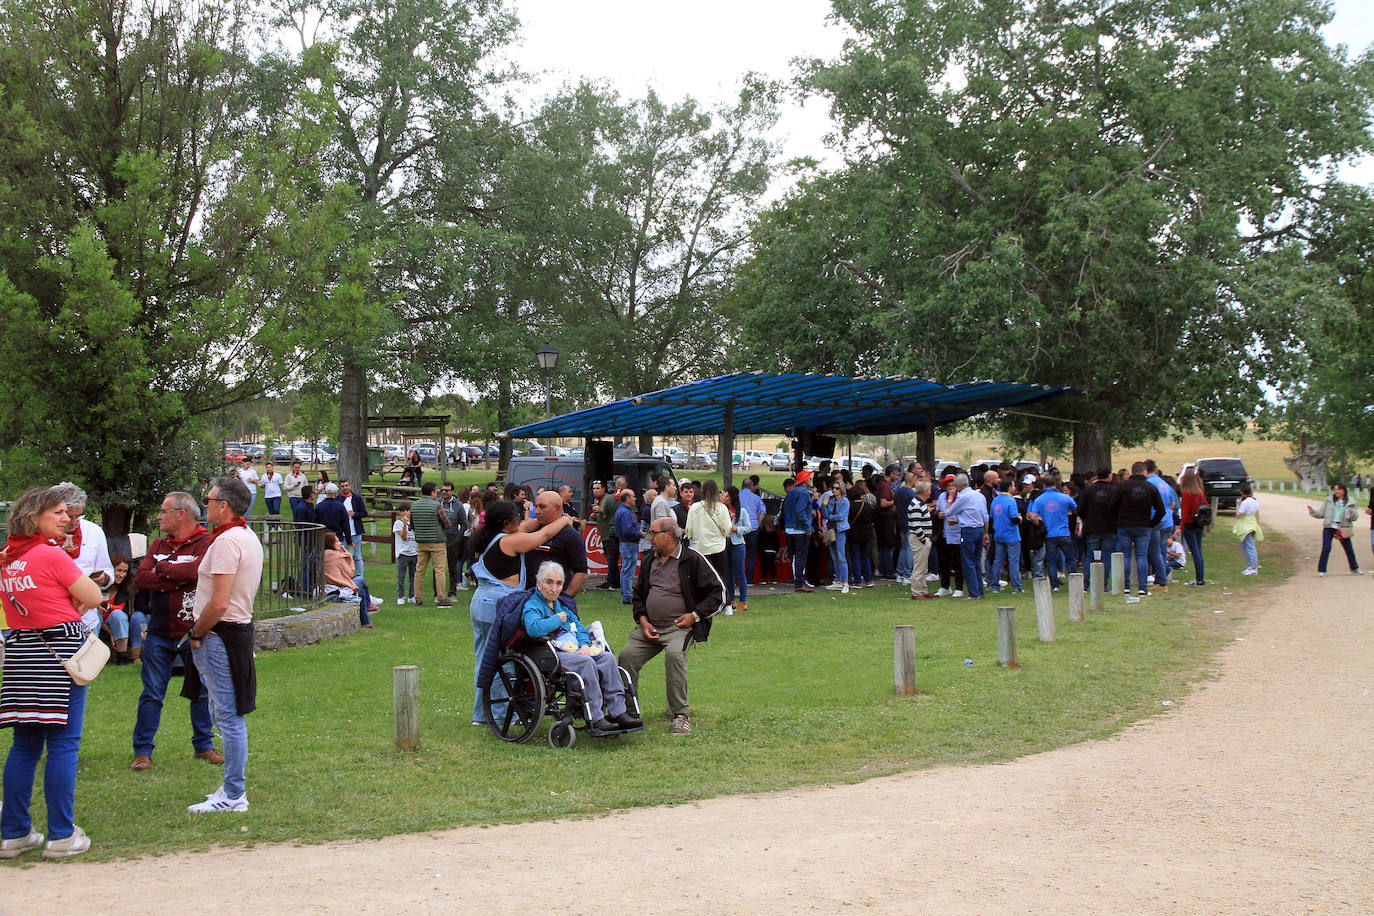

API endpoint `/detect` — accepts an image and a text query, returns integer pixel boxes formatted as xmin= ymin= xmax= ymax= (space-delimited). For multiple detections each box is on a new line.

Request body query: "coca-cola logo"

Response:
xmin=583 ymin=526 xmax=607 ymax=573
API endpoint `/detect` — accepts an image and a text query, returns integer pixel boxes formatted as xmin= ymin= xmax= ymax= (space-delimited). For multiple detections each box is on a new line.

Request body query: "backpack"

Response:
xmin=1192 ymin=500 xmax=1212 ymax=527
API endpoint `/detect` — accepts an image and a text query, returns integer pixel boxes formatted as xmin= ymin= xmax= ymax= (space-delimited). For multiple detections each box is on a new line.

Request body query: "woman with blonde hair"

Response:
xmin=685 ymin=479 xmax=732 ymax=594
xmin=0 ymin=486 xmax=105 ymax=860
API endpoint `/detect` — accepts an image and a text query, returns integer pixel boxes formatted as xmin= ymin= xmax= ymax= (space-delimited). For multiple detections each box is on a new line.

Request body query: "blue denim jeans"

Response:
xmin=1181 ymin=525 xmax=1205 ymax=583
xmin=1083 ymin=533 xmax=1114 ymax=589
xmin=191 ymin=633 xmax=247 ymax=799
xmin=1149 ymin=527 xmax=1169 ymax=585
xmin=1241 ymin=532 xmax=1258 ymax=570
xmin=2 ymin=683 xmax=87 ymax=841
xmin=1027 ymin=545 xmax=1045 ymax=579
xmin=1116 ymin=526 xmax=1153 ymax=592
xmin=133 ymin=632 xmax=215 ymax=757
xmin=288 ymin=496 xmax=306 ymax=518
xmin=1045 ymin=535 xmax=1077 ymax=589
xmin=728 ymin=542 xmax=748 ymax=603
xmin=991 ymin=540 xmax=1022 ymax=591
xmin=619 ymin=548 xmax=638 ymax=604
xmin=129 ymin=610 xmax=149 ymax=650
xmin=1317 ymin=527 xmax=1358 ymax=573
xmin=349 ymin=538 xmax=364 ymax=573
xmin=396 ymin=553 xmax=416 ymax=601
xmin=354 ymin=575 xmax=372 ymax=625
xmin=847 ymin=539 xmax=873 ymax=584
xmin=896 ymin=532 xmax=913 ymax=580
xmin=470 ymin=579 xmax=516 ymax=724
xmin=265 ymin=496 xmax=281 ymax=515
xmin=106 ymin=608 xmax=130 ymax=640
xmin=829 ymin=531 xmax=849 ymax=586
xmin=959 ymin=528 xmax=985 ymax=597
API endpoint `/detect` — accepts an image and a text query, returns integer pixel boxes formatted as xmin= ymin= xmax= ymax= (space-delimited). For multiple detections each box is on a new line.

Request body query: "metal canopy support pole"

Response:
xmin=439 ymin=422 xmax=447 ymax=484
xmin=720 ymin=403 xmax=735 ymax=489
xmin=917 ymin=409 xmax=936 ymax=474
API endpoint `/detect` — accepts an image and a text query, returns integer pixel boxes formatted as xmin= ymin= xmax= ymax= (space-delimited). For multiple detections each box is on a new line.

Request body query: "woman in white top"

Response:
xmin=1307 ymin=482 xmax=1362 ymax=576
xmin=685 ymin=479 xmax=732 ymax=595
xmin=1232 ymin=485 xmax=1263 ymax=575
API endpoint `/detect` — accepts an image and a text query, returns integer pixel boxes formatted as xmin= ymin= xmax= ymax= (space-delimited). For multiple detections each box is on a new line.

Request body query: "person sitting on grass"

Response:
xmin=322 ymin=532 xmax=382 ymax=629
xmin=520 ymin=561 xmax=641 ymax=731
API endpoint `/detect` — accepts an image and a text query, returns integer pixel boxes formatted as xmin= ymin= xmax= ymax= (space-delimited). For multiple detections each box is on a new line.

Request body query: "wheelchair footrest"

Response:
xmin=587 ymin=722 xmax=643 ymax=738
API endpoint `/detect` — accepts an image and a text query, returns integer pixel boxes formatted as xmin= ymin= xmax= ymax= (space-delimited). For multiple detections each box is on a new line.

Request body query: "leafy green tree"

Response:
xmin=732 ymin=0 xmax=1374 ymax=472
xmin=270 ymin=0 xmax=519 ymax=483
xmin=0 ymin=0 xmax=348 ymax=533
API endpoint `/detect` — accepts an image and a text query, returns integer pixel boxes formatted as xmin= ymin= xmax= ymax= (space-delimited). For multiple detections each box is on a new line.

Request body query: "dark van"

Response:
xmin=505 ymin=451 xmax=675 ymax=516
xmin=1194 ymin=457 xmax=1251 ymax=509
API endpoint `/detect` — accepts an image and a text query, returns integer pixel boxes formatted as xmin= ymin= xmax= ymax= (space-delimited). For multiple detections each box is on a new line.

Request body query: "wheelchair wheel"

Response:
xmin=484 ymin=653 xmax=544 ymax=743
xmin=548 ymin=719 xmax=577 ymax=749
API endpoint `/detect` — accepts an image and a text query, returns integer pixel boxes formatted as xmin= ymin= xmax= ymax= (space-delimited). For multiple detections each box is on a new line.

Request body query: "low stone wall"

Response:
xmin=255 ymin=601 xmax=359 ymax=651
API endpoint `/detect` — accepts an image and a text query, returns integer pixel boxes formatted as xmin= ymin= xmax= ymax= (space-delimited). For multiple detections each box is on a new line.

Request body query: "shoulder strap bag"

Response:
xmin=3 ymin=595 xmax=109 ymax=685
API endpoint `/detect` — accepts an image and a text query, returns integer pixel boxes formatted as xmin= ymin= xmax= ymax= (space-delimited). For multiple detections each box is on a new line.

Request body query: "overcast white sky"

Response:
xmin=509 ymin=0 xmax=1374 ymax=185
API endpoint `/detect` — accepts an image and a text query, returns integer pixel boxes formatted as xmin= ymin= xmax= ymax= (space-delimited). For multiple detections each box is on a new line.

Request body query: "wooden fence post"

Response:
xmin=1110 ymin=552 xmax=1125 ymax=596
xmin=1090 ymin=561 xmax=1105 ymax=611
xmin=894 ymin=625 xmax=916 ymax=695
xmin=1068 ymin=572 xmax=1085 ymax=622
xmin=997 ymin=606 xmax=1018 ymax=668
xmin=394 ymin=665 xmax=420 ymax=749
xmin=1033 ymin=577 xmax=1056 ymax=642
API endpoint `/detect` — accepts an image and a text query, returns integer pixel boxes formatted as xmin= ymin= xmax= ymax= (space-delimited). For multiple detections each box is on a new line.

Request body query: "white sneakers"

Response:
xmin=42 ymin=826 xmax=90 ymax=859
xmin=1241 ymin=568 xmax=1259 ymax=576
xmin=952 ymin=589 xmax=964 ymax=597
xmin=188 ymin=786 xmax=249 ymax=813
xmin=925 ymin=573 xmax=940 ymax=582
xmin=935 ymin=587 xmax=951 ymax=597
xmin=841 ymin=584 xmax=850 ymax=594
xmin=0 ymin=830 xmax=44 ymax=859
xmin=824 ymin=582 xmax=845 ymax=591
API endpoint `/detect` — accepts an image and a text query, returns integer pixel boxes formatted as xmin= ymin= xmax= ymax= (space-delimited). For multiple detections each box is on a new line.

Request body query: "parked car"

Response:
xmin=270 ymin=446 xmax=293 ymax=462
xmin=1194 ymin=457 xmax=1251 ymax=509
xmin=223 ymin=447 xmax=246 ymax=462
xmin=382 ymin=443 xmax=406 ymax=461
xmin=769 ymin=452 xmax=792 ymax=471
xmin=222 ymin=441 xmax=244 ymax=453
xmin=242 ymin=444 xmax=265 ymax=459
xmin=742 ymin=449 xmax=771 ymax=467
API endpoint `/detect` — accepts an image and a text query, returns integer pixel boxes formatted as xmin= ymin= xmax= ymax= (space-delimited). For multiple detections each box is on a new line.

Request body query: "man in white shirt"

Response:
xmin=260 ymin=461 xmax=284 ymax=516
xmin=282 ymin=460 xmax=308 ymax=517
xmin=236 ymin=458 xmax=260 ymax=517
xmin=53 ymin=482 xmax=114 ymax=634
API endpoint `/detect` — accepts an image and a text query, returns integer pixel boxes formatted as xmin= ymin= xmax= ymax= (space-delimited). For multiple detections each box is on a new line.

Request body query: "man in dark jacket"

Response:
xmin=1076 ymin=469 xmax=1118 ymax=589
xmin=1110 ymin=462 xmax=1168 ymax=596
xmin=620 ymin=517 xmax=725 ymax=737
xmin=312 ymin=484 xmax=350 ymax=546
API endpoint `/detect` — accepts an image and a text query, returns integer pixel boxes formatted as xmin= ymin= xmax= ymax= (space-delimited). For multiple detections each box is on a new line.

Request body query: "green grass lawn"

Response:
xmin=3 ymin=524 xmax=1290 ymax=863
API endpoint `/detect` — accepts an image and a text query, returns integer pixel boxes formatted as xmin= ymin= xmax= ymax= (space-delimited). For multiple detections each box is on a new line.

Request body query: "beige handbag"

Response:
xmin=6 ymin=596 xmax=110 ymax=685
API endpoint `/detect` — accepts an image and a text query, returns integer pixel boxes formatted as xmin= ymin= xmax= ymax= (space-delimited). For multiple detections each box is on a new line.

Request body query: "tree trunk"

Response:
xmin=1283 ymin=437 xmax=1331 ymax=490
xmin=101 ymin=505 xmax=134 ymax=559
xmin=1072 ymin=421 xmax=1111 ymax=476
xmin=338 ymin=360 xmax=367 ymax=486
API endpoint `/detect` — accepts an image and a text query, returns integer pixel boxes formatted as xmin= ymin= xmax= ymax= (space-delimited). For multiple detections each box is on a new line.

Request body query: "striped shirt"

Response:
xmin=907 ymin=498 xmax=933 ymax=544
xmin=0 ymin=622 xmax=85 ymax=727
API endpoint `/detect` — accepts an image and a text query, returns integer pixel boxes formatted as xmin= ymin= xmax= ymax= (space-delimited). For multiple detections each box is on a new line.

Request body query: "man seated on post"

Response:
xmin=619 ymin=518 xmax=724 ymax=737
xmin=129 ymin=491 xmax=222 ymax=772
xmin=521 ymin=561 xmax=641 ymax=731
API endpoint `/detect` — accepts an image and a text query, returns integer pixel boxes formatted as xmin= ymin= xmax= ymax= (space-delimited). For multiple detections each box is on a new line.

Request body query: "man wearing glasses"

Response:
xmin=129 ymin=492 xmax=221 ymax=772
xmin=619 ymin=518 xmax=725 ymax=736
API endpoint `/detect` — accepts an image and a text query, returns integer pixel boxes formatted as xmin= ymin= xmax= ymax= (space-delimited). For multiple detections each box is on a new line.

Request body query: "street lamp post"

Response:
xmin=536 ymin=342 xmax=559 ymax=421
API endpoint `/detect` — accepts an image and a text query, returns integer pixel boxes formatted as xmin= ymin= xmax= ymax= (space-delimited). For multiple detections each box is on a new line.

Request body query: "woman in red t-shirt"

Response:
xmin=0 ymin=486 xmax=104 ymax=860
xmin=1178 ymin=469 xmax=1208 ymax=587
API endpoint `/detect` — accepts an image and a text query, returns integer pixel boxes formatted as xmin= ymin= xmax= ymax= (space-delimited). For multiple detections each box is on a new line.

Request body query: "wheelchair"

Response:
xmin=483 ymin=630 xmax=645 ymax=749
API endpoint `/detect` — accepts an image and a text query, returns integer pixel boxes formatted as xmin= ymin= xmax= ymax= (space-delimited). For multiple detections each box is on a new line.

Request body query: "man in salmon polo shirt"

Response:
xmin=184 ymin=476 xmax=263 ymax=813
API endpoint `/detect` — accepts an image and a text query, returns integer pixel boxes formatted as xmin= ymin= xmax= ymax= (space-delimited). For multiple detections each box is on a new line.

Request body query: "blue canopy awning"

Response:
xmin=504 ymin=372 xmax=1070 ymax=439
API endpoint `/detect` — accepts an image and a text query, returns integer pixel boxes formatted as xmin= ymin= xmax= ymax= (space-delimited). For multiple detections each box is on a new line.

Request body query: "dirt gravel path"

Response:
xmin=4 ymin=494 xmax=1373 ymax=913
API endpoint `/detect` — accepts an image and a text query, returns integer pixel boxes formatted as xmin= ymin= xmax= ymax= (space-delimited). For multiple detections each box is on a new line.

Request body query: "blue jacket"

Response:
xmin=822 ymin=495 xmax=850 ymax=533
xmin=614 ymin=504 xmax=641 ymax=545
xmin=313 ymin=497 xmax=352 ymax=545
xmin=521 ymin=592 xmax=591 ymax=647
xmin=782 ymin=485 xmax=813 ymax=533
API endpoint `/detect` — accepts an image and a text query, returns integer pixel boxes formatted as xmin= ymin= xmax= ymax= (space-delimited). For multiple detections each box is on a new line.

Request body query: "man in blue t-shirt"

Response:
xmin=988 ymin=481 xmax=1023 ymax=592
xmin=1144 ymin=459 xmax=1180 ymax=589
xmin=1028 ymin=484 xmax=1078 ymax=590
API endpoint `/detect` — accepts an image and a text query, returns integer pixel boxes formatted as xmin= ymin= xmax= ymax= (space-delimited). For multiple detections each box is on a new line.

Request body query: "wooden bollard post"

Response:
xmin=997 ymin=606 xmax=1018 ymax=668
xmin=1110 ymin=552 xmax=1125 ymax=596
xmin=1090 ymin=561 xmax=1105 ymax=611
xmin=894 ymin=625 xmax=916 ymax=695
xmin=1068 ymin=573 xmax=1085 ymax=622
xmin=394 ymin=665 xmax=420 ymax=749
xmin=1033 ymin=577 xmax=1056 ymax=642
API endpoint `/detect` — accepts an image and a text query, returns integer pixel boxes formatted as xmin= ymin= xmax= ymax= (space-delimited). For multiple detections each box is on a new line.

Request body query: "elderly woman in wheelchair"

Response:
xmin=522 ymin=561 xmax=643 ymax=733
